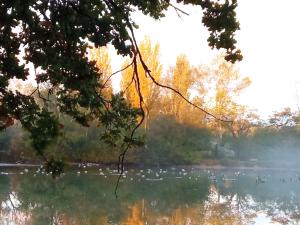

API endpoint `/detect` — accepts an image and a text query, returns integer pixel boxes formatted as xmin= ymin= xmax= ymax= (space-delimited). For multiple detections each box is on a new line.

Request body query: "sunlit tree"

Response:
xmin=169 ymin=54 xmax=193 ymax=122
xmin=203 ymin=55 xmax=251 ymax=142
xmin=269 ymin=107 xmax=296 ymax=128
xmin=89 ymin=47 xmax=113 ymax=98
xmin=121 ymin=37 xmax=162 ymax=130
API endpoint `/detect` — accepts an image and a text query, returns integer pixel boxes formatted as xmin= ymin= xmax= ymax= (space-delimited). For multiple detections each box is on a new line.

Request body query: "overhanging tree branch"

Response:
xmin=107 ymin=0 xmax=236 ymax=197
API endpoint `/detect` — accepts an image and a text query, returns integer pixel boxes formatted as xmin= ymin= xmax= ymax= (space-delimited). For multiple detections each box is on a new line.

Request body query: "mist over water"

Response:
xmin=0 ymin=167 xmax=300 ymax=224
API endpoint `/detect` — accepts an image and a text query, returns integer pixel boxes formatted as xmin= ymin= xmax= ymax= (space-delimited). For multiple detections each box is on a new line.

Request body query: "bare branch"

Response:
xmin=115 ymin=53 xmax=145 ymax=198
xmin=102 ymin=60 xmax=134 ymax=89
xmin=169 ymin=3 xmax=189 ymax=18
xmin=33 ymin=68 xmax=51 ymax=104
xmin=29 ymin=88 xmax=38 ymax=97
xmin=123 ymin=72 xmax=135 ymax=93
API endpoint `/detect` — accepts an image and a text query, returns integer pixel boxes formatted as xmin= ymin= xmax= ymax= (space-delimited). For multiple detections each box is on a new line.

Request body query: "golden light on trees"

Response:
xmin=202 ymin=55 xmax=251 ymax=142
xmin=121 ymin=37 xmax=162 ymax=129
xmin=89 ymin=47 xmax=113 ymax=97
xmin=170 ymin=54 xmax=193 ymax=122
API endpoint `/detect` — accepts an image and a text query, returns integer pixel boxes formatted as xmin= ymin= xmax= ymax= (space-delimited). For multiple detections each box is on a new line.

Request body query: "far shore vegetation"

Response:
xmin=2 ymin=40 xmax=300 ymax=169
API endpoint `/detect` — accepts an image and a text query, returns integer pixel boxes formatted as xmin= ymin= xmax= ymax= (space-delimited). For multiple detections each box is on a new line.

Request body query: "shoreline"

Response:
xmin=1 ymin=162 xmax=300 ymax=171
xmin=0 ymin=163 xmax=41 ymax=167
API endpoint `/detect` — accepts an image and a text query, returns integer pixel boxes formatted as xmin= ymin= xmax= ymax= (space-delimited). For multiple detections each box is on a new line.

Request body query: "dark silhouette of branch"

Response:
xmin=102 ymin=60 xmax=134 ymax=89
xmin=29 ymin=88 xmax=38 ymax=97
xmin=115 ymin=53 xmax=145 ymax=198
xmin=169 ymin=3 xmax=189 ymax=18
xmin=123 ymin=72 xmax=135 ymax=93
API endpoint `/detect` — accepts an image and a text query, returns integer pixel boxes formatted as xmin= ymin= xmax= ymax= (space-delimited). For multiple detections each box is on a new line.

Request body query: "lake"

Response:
xmin=0 ymin=166 xmax=300 ymax=224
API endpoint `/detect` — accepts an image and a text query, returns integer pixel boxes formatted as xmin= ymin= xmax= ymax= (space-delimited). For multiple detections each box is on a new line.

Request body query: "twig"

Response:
xmin=123 ymin=71 xmax=135 ymax=93
xmin=169 ymin=3 xmax=189 ymax=18
xmin=102 ymin=60 xmax=134 ymax=89
xmin=33 ymin=68 xmax=51 ymax=104
xmin=114 ymin=53 xmax=145 ymax=198
xmin=29 ymin=88 xmax=38 ymax=97
xmin=7 ymin=193 xmax=17 ymax=217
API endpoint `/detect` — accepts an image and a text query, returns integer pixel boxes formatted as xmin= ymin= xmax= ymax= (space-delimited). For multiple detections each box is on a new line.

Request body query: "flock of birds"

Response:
xmin=1 ymin=164 xmax=300 ymax=185
xmin=76 ymin=165 xmax=192 ymax=181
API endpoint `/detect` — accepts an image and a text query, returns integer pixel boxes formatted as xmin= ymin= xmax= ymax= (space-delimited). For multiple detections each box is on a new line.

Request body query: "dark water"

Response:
xmin=0 ymin=167 xmax=300 ymax=225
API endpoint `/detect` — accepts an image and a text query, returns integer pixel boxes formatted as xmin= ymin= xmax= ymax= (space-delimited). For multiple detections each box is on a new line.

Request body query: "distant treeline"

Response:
xmin=1 ymin=108 xmax=300 ymax=167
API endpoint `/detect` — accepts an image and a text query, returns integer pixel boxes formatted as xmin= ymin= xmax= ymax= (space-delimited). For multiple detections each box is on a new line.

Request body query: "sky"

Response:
xmin=109 ymin=0 xmax=300 ymax=118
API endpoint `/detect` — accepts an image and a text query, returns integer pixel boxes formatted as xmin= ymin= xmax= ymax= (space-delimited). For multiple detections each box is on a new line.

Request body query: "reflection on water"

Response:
xmin=0 ymin=167 xmax=300 ymax=225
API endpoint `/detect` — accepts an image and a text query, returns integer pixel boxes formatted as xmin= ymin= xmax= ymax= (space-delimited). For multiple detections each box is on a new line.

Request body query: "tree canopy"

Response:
xmin=0 ymin=0 xmax=242 ymax=173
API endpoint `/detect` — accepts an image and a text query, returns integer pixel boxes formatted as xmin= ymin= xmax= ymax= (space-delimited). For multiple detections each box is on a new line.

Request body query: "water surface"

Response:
xmin=0 ymin=167 xmax=300 ymax=224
